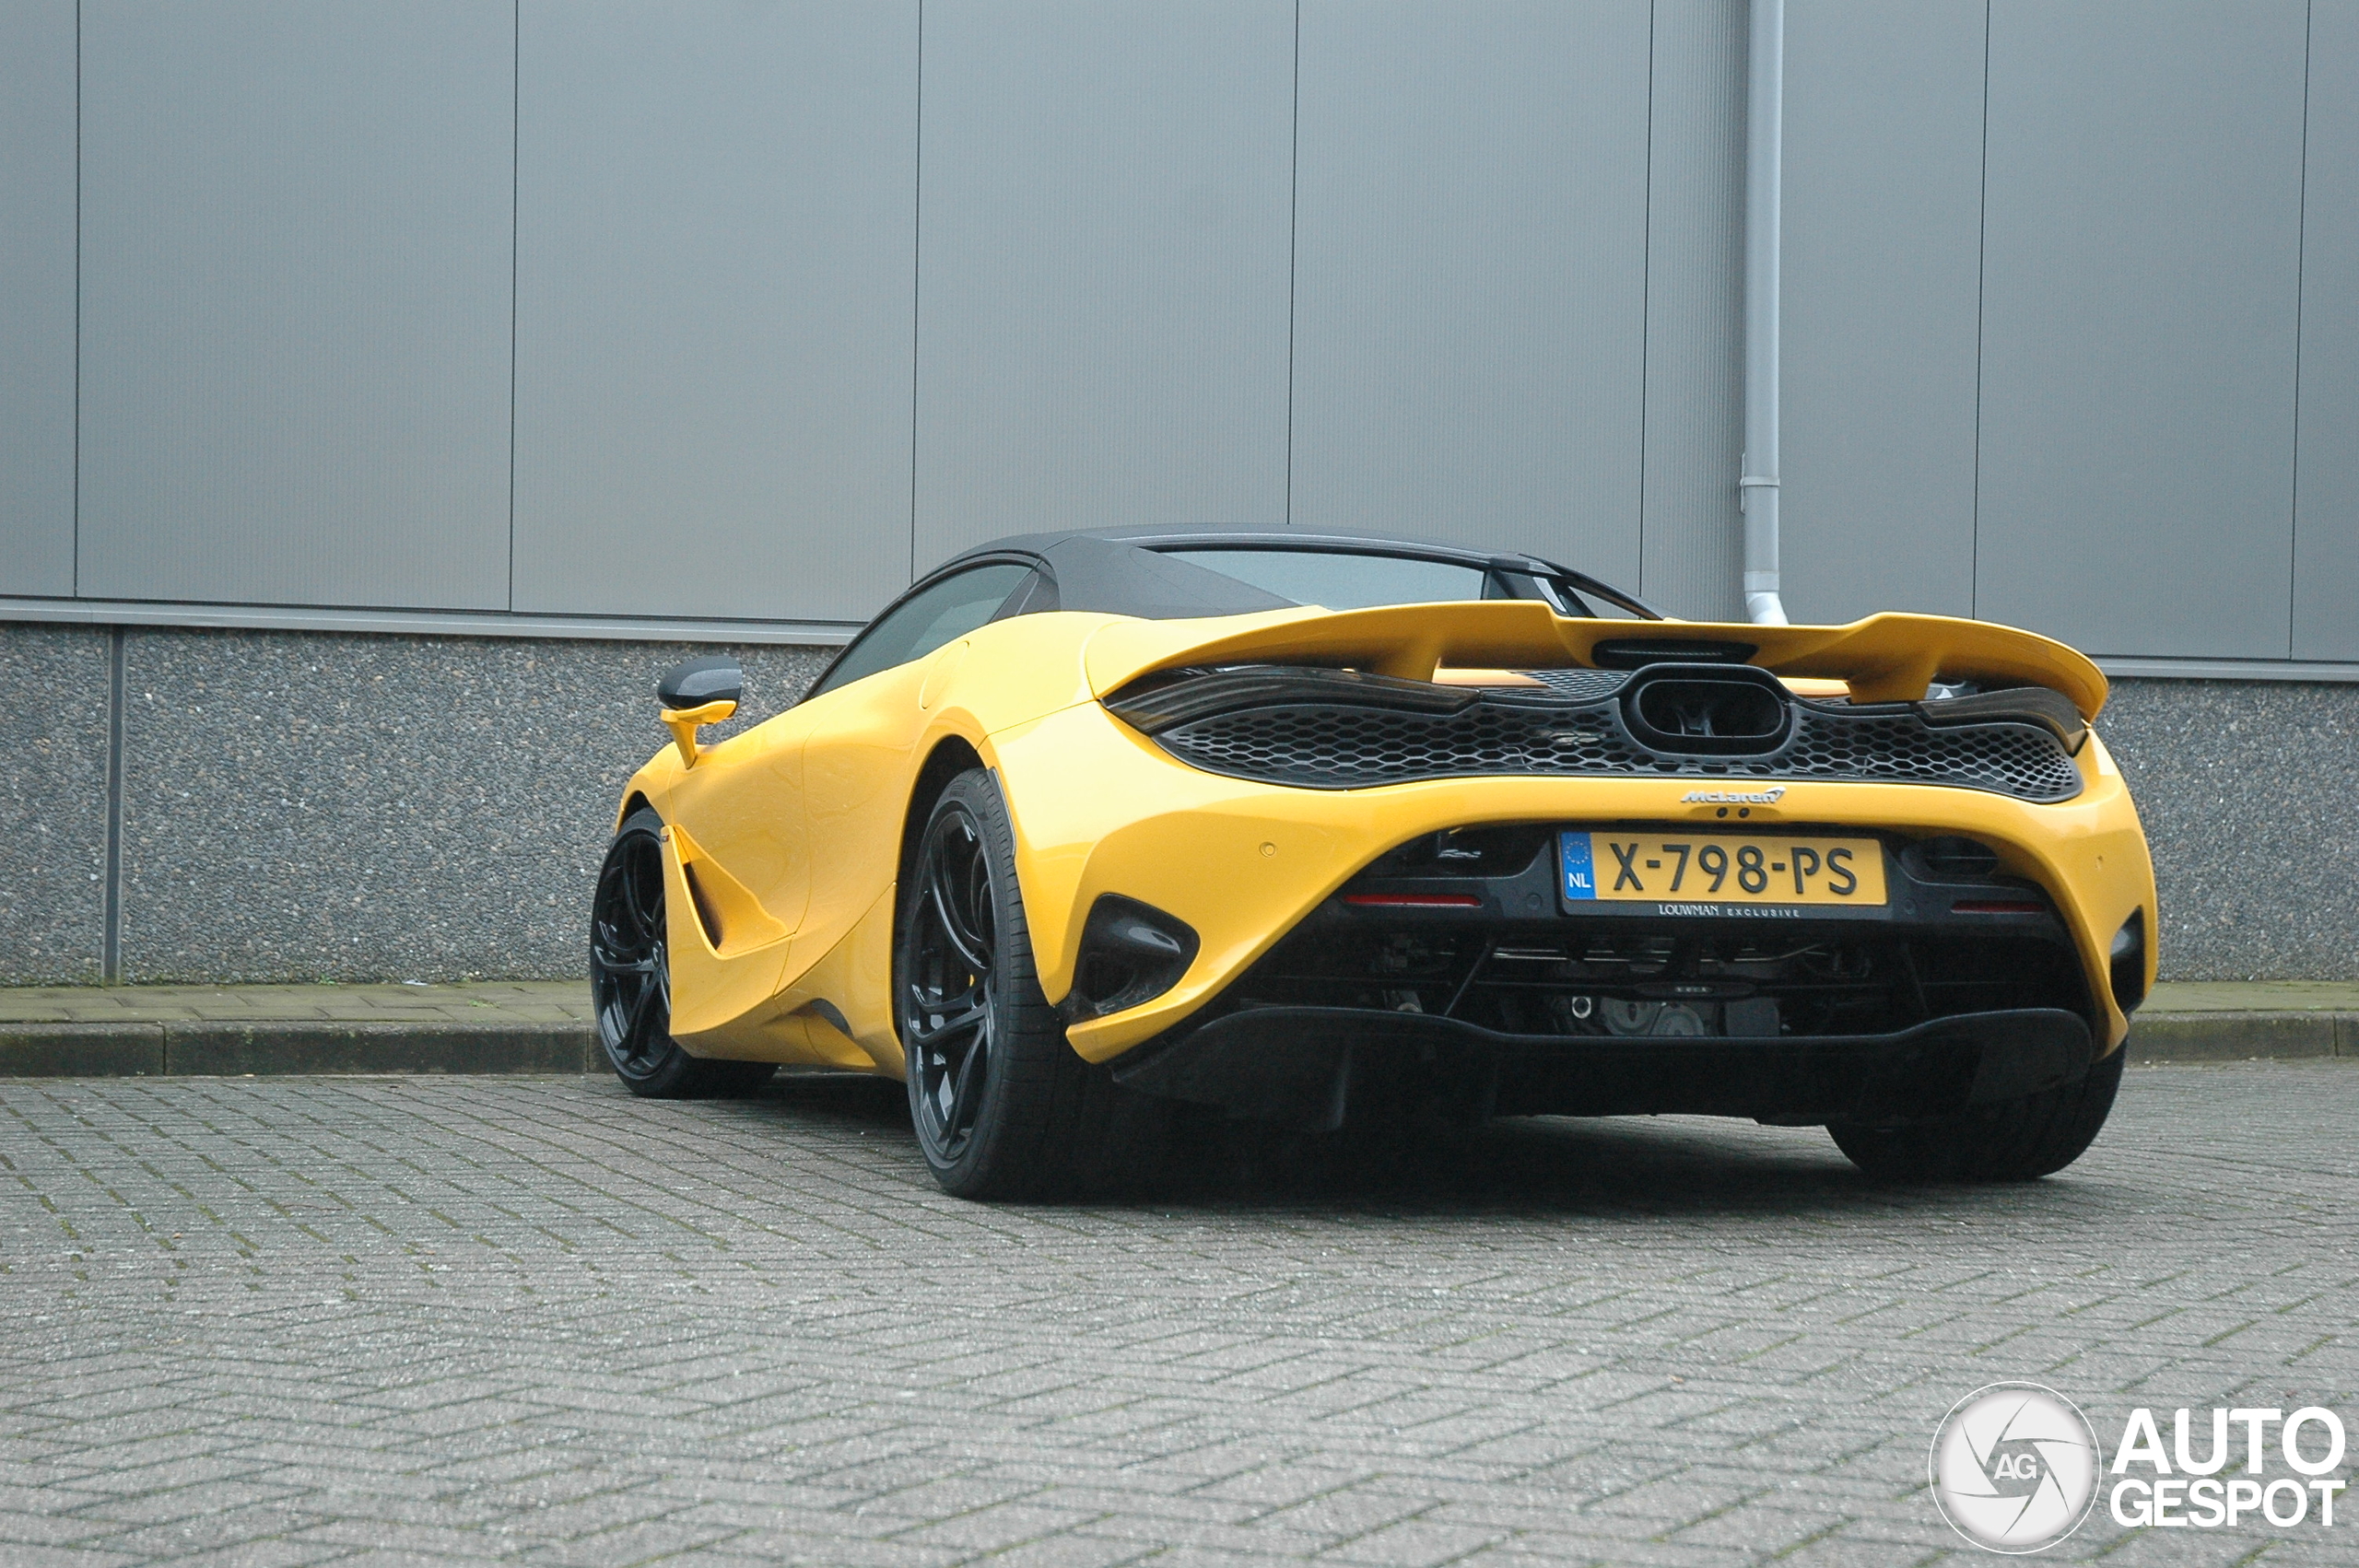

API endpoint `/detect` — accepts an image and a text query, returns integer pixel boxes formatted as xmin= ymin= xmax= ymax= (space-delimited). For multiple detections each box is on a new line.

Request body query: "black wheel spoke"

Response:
xmin=926 ymin=856 xmax=992 ymax=975
xmin=908 ymin=999 xmax=989 ymax=1050
xmin=945 ymin=1023 xmax=990 ymax=1136
xmin=929 ymin=882 xmax=991 ymax=975
xmin=621 ymin=977 xmax=657 ymax=1057
xmin=900 ymin=797 xmax=1004 ymax=1165
xmin=619 ymin=857 xmax=656 ymax=943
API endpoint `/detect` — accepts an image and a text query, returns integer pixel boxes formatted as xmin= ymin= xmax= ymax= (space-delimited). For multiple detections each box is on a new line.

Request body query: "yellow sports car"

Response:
xmin=593 ymin=529 xmax=2155 ymax=1198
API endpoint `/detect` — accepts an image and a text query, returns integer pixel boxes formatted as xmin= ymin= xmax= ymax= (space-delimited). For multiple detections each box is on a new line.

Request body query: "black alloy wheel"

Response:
xmin=895 ymin=771 xmax=1140 ymax=1199
xmin=902 ymin=798 xmax=1000 ymax=1163
xmin=589 ymin=808 xmax=773 ymax=1100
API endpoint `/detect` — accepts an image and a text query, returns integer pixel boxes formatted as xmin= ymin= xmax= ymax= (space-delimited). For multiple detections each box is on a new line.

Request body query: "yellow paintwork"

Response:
xmin=660 ymin=699 xmax=736 ymax=768
xmin=617 ymin=600 xmax=2155 ymax=1078
xmin=1080 ymin=602 xmax=2109 ymax=714
xmin=656 ymin=823 xmax=791 ymax=1038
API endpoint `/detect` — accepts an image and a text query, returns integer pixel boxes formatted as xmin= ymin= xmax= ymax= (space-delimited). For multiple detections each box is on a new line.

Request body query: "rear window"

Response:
xmin=1157 ymin=549 xmax=1491 ymax=611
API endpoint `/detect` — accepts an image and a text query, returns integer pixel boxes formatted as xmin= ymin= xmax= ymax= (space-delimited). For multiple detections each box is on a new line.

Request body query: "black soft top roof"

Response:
xmin=934 ymin=527 xmax=1653 ymax=622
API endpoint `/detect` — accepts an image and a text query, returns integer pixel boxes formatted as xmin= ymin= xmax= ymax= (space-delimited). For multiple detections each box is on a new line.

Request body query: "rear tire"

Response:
xmin=1828 ymin=1046 xmax=2124 ymax=1182
xmin=897 ymin=772 xmax=1130 ymax=1199
xmin=590 ymin=808 xmax=777 ymax=1100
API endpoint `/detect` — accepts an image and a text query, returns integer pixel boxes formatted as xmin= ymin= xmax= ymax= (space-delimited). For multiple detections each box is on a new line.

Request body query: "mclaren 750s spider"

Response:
xmin=592 ymin=528 xmax=2155 ymax=1199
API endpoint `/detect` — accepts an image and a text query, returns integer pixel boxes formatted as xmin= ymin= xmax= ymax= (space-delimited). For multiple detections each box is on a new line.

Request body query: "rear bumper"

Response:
xmin=1109 ymin=1005 xmax=2097 ymax=1131
xmin=992 ymin=702 xmax=2154 ymax=1062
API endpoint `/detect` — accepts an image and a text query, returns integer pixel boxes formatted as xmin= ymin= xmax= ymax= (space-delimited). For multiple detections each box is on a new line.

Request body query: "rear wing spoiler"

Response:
xmin=1083 ymin=602 xmax=2108 ymax=720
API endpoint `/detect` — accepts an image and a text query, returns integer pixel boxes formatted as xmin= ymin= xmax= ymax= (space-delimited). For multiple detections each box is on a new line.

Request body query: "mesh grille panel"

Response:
xmin=1151 ymin=694 xmax=2083 ymax=802
xmin=1524 ymin=668 xmax=1631 ymax=701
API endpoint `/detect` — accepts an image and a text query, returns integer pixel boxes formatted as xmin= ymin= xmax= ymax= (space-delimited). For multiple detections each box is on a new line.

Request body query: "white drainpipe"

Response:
xmin=1742 ymin=0 xmax=1790 ymax=626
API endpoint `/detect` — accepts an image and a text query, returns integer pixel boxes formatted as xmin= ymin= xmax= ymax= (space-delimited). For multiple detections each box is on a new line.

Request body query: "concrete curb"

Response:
xmin=0 ymin=1020 xmax=596 ymax=1078
xmin=0 ymin=1012 xmax=2352 ymax=1078
xmin=2128 ymin=1012 xmax=2355 ymax=1062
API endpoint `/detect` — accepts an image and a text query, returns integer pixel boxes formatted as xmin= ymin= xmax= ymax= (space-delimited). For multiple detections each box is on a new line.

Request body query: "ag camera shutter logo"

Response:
xmin=1930 ymin=1384 xmax=2103 ymax=1552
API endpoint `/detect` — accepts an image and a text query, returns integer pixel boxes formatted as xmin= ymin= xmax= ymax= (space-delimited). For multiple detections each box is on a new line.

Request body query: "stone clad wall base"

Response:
xmin=0 ymin=626 xmax=111 ymax=983
xmin=2099 ymin=678 xmax=2359 ymax=981
xmin=0 ymin=624 xmax=830 ymax=986
xmin=0 ymin=629 xmax=2349 ymax=984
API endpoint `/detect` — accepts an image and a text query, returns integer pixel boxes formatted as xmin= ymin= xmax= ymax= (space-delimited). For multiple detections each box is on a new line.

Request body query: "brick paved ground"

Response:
xmin=4 ymin=978 xmax=2352 ymax=1026
xmin=1 ymin=1064 xmax=2353 ymax=1566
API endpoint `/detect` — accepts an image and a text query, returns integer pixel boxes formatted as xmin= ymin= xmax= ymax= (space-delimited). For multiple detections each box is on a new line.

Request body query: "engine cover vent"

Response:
xmin=1621 ymin=664 xmax=1795 ymax=756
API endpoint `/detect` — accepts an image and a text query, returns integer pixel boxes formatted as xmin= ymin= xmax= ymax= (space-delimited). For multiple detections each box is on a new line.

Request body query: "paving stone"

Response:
xmin=1 ymin=1064 xmax=2354 ymax=1563
xmin=0 ymin=1546 xmax=146 ymax=1568
xmin=9 ymin=979 xmax=2359 ymax=1076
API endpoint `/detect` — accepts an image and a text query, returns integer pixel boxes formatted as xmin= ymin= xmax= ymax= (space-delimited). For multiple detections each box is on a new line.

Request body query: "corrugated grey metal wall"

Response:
xmin=1778 ymin=0 xmax=1986 ymax=624
xmin=1778 ymin=0 xmax=2355 ymax=662
xmin=1 ymin=0 xmax=2353 ymax=661
xmin=1637 ymin=0 xmax=1747 ymax=622
xmin=76 ymin=0 xmax=517 ymax=610
xmin=2296 ymin=0 xmax=2359 ymax=661
xmin=0 ymin=0 xmax=77 ymax=599
xmin=511 ymin=0 xmax=919 ymax=625
xmin=1290 ymin=0 xmax=1651 ymax=584
xmin=912 ymin=0 xmax=1297 ymax=564
xmin=1976 ymin=0 xmax=2308 ymax=658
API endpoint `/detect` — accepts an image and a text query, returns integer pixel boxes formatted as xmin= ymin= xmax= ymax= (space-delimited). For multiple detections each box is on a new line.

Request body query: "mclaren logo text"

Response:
xmin=1680 ymin=787 xmax=1788 ymax=805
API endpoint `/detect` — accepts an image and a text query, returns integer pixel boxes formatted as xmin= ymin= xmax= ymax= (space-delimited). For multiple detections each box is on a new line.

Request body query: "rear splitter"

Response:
xmin=1109 ymin=1005 xmax=2096 ymax=1132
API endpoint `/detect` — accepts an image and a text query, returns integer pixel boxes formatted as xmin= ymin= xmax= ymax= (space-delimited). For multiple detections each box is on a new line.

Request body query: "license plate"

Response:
xmin=1560 ymin=831 xmax=1886 ymax=907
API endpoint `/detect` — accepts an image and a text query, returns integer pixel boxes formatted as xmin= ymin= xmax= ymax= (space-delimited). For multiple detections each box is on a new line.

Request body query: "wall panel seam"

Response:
xmin=1635 ymin=0 xmax=1656 ymax=594
xmin=72 ymin=0 xmax=81 ymax=598
xmin=101 ymin=625 xmax=123 ymax=980
xmin=1969 ymin=0 xmax=1990 ymax=623
xmin=1283 ymin=0 xmax=1300 ymax=530
xmin=507 ymin=0 xmax=520 ymax=613
xmin=2289 ymin=0 xmax=2313 ymax=657
xmin=4 ymin=597 xmax=862 ymax=645
xmin=909 ymin=0 xmax=925 ymax=584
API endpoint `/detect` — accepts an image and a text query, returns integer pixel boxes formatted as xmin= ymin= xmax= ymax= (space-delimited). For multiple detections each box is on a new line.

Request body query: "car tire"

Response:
xmin=590 ymin=807 xmax=777 ymax=1100
xmin=897 ymin=771 xmax=1124 ymax=1199
xmin=1827 ymin=1044 xmax=2125 ymax=1182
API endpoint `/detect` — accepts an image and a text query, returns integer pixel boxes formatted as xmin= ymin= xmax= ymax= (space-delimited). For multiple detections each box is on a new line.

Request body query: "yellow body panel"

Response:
xmin=619 ymin=602 xmax=2156 ymax=1078
xmin=656 ymin=824 xmax=792 ymax=1039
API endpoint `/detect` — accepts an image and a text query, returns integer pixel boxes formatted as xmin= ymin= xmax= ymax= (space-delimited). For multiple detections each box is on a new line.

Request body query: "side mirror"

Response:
xmin=657 ymin=655 xmax=743 ymax=767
